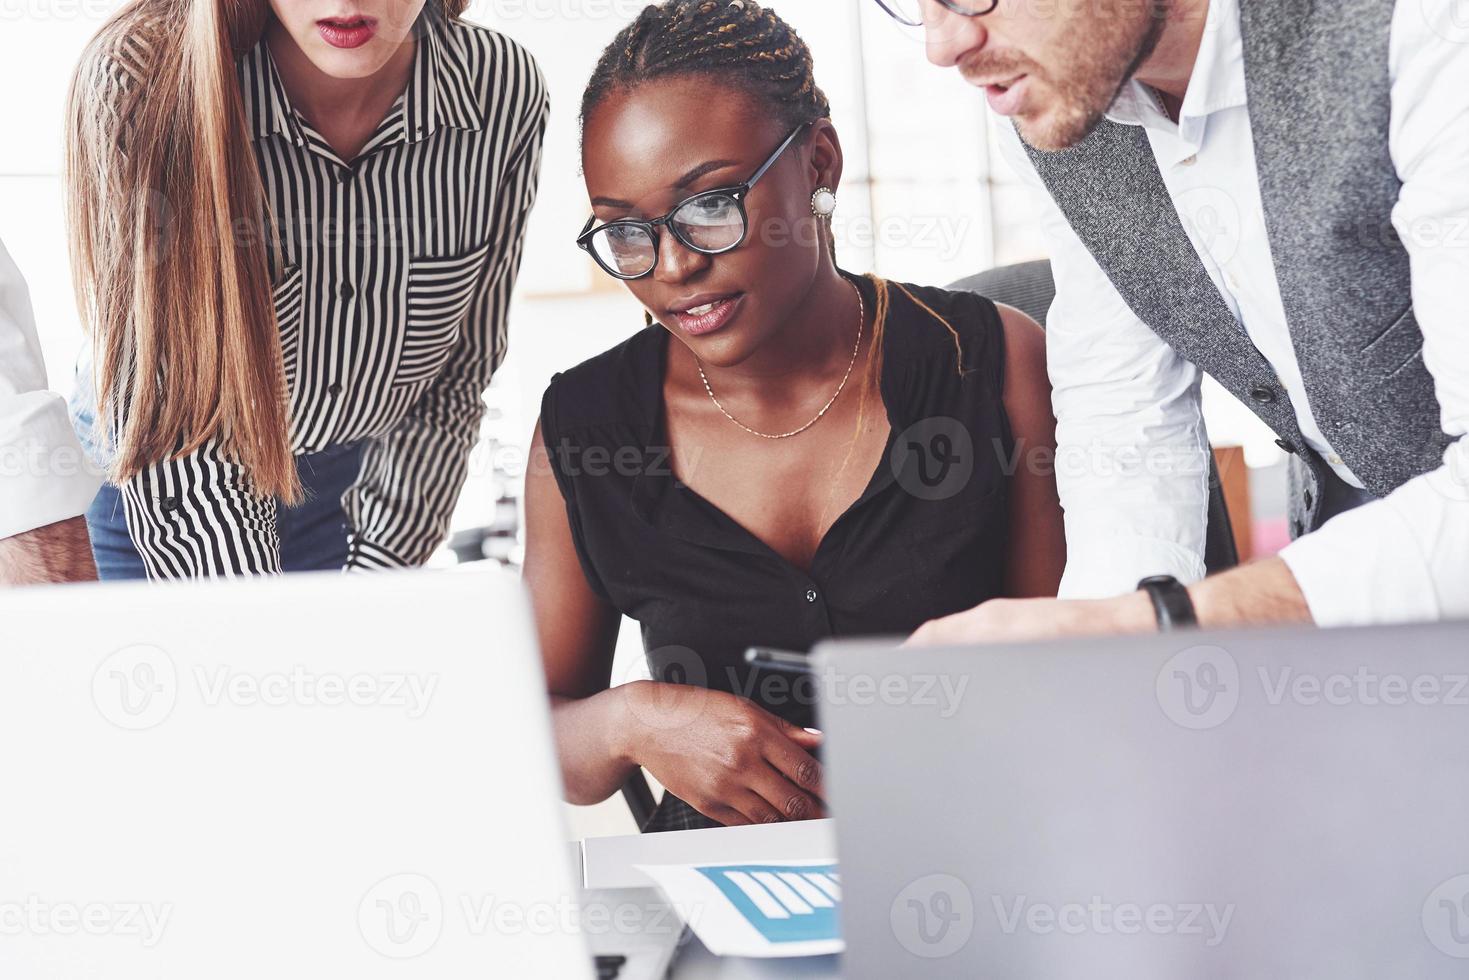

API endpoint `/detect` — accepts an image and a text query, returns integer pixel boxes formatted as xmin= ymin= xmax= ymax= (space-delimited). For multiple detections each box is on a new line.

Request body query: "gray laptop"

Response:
xmin=814 ymin=621 xmax=1469 ymax=978
xmin=1 ymin=568 xmax=678 ymax=979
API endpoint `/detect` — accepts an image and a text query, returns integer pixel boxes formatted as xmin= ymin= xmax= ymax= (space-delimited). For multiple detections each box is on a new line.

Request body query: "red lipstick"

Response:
xmin=317 ymin=15 xmax=377 ymax=49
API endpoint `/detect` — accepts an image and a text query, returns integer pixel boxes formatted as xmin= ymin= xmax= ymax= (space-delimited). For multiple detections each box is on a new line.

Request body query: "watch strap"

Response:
xmin=1137 ymin=575 xmax=1198 ymax=631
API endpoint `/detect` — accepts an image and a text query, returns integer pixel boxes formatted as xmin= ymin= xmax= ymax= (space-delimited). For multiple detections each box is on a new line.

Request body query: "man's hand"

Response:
xmin=907 ymin=592 xmax=1155 ymax=646
xmin=0 ymin=516 xmax=98 ymax=586
xmin=907 ymin=558 xmax=1314 ymax=645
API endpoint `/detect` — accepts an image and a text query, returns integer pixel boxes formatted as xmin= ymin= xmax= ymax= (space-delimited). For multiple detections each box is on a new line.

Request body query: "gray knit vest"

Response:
xmin=1022 ymin=0 xmax=1453 ymax=536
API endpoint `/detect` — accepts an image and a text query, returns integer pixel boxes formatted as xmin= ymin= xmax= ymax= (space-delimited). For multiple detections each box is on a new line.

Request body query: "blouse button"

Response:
xmin=161 ymin=495 xmax=180 ymax=513
xmin=327 ymin=382 xmax=344 ymax=397
xmin=339 ymin=283 xmax=355 ymax=301
xmin=805 ymin=589 xmax=818 ymax=604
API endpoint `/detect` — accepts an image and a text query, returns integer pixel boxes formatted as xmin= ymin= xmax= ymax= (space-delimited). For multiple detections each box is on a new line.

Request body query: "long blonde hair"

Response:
xmin=65 ymin=0 xmax=466 ymax=502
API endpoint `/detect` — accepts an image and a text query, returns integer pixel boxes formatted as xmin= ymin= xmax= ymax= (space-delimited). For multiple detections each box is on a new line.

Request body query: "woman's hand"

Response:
xmin=618 ymin=681 xmax=826 ymax=826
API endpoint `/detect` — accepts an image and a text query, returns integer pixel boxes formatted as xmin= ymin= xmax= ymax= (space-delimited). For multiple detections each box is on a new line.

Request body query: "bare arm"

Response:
xmin=0 ymin=516 xmax=98 ymax=586
xmin=996 ymin=303 xmax=1066 ymax=598
xmin=524 ymin=418 xmax=825 ymax=823
xmin=910 ymin=312 xmax=1310 ymax=644
xmin=523 ymin=418 xmax=630 ymax=805
xmin=1190 ymin=558 xmax=1310 ymax=627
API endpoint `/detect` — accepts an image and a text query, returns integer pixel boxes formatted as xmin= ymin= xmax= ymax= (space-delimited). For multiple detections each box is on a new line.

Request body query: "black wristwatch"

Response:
xmin=1137 ymin=575 xmax=1198 ymax=632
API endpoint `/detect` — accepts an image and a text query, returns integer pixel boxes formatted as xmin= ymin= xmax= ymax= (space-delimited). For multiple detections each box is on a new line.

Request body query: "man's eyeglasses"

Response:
xmin=871 ymin=0 xmax=999 ymax=27
xmin=576 ymin=123 xmax=809 ymax=281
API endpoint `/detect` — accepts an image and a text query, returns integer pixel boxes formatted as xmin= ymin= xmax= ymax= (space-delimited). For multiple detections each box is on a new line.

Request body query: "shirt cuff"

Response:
xmin=1058 ymin=532 xmax=1208 ymax=599
xmin=1280 ymin=492 xmax=1444 ymax=628
xmin=346 ymin=538 xmax=410 ymax=571
xmin=0 ymin=390 xmax=103 ymax=539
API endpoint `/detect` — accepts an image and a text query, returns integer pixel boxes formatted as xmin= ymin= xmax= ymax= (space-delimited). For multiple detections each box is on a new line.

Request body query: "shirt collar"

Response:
xmin=1105 ymin=0 xmax=1246 ymax=143
xmin=240 ymin=8 xmax=482 ymax=151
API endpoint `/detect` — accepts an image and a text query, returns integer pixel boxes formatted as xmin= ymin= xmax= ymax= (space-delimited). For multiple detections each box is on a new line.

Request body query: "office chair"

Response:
xmin=949 ymin=260 xmax=1240 ymax=575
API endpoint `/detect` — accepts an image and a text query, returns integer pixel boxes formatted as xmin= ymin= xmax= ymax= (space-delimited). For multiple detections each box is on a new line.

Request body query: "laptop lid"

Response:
xmin=1 ymin=568 xmax=593 ymax=979
xmin=815 ymin=622 xmax=1469 ymax=978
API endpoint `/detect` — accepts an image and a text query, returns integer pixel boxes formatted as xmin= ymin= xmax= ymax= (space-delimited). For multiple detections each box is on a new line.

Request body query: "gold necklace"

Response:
xmin=696 ymin=278 xmax=865 ymax=440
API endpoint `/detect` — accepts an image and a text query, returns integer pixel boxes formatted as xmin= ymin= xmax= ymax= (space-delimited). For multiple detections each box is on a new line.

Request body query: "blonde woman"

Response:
xmin=66 ymin=0 xmax=547 ymax=577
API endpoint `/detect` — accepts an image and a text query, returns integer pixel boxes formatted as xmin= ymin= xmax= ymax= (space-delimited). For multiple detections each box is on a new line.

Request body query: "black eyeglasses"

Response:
xmin=871 ymin=0 xmax=999 ymax=27
xmin=576 ymin=123 xmax=809 ymax=281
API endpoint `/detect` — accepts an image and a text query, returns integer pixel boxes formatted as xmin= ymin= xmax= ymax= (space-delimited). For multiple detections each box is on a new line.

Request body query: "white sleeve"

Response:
xmin=0 ymin=236 xmax=102 ymax=539
xmin=993 ymin=120 xmax=1210 ymax=598
xmin=1277 ymin=2 xmax=1469 ymax=624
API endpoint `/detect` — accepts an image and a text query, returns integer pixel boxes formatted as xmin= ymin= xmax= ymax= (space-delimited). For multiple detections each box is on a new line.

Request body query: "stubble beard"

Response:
xmin=1006 ymin=0 xmax=1169 ymax=152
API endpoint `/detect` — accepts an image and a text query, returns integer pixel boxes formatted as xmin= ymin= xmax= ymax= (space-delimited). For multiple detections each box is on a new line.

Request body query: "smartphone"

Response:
xmin=744 ymin=646 xmax=815 ymax=677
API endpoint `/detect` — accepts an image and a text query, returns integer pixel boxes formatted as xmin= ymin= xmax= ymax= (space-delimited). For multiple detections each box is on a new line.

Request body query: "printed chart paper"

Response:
xmin=635 ymin=861 xmax=843 ymax=957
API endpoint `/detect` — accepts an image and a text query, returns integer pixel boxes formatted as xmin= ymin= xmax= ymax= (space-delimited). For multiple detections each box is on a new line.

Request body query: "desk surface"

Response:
xmin=580 ymin=819 xmax=836 ymax=890
xmin=576 ymin=822 xmax=842 ymax=977
xmin=671 ymin=939 xmax=839 ymax=978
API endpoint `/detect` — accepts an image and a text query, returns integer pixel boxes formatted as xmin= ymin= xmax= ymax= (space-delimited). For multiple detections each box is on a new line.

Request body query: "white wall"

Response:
xmin=0 ymin=0 xmax=1279 ymax=538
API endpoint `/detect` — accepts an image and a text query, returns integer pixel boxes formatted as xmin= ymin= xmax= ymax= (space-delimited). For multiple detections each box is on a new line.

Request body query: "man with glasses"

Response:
xmin=881 ymin=0 xmax=1469 ymax=639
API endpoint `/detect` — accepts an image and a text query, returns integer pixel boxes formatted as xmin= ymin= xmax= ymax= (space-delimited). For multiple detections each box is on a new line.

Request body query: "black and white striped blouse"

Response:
xmin=90 ymin=9 xmax=547 ymax=577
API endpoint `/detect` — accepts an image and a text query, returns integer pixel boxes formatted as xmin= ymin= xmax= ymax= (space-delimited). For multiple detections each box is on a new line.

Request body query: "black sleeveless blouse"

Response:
xmin=540 ymin=274 xmax=1014 ymax=824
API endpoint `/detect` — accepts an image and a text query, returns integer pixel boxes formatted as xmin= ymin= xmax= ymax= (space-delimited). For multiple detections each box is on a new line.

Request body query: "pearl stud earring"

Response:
xmin=810 ymin=186 xmax=836 ymax=218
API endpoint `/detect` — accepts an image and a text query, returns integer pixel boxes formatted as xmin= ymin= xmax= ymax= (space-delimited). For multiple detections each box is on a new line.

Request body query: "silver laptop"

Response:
xmin=815 ymin=621 xmax=1469 ymax=978
xmin=1 ymin=568 xmax=678 ymax=979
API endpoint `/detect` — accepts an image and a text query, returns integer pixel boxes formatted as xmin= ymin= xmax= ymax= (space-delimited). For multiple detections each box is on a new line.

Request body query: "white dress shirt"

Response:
xmin=995 ymin=0 xmax=1469 ymax=624
xmin=0 ymin=235 xmax=102 ymax=541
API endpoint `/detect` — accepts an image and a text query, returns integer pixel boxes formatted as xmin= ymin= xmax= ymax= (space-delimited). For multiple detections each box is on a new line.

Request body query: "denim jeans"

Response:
xmin=72 ymin=390 xmax=364 ymax=579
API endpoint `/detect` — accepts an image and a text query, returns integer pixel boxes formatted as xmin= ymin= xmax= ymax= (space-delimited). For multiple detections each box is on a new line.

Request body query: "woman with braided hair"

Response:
xmin=525 ymin=0 xmax=1065 ymax=831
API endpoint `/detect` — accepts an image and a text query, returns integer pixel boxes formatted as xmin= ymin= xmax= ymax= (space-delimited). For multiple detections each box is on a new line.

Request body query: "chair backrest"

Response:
xmin=950 ymin=259 xmax=1058 ymax=327
xmin=947 ymin=260 xmax=1240 ymax=574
